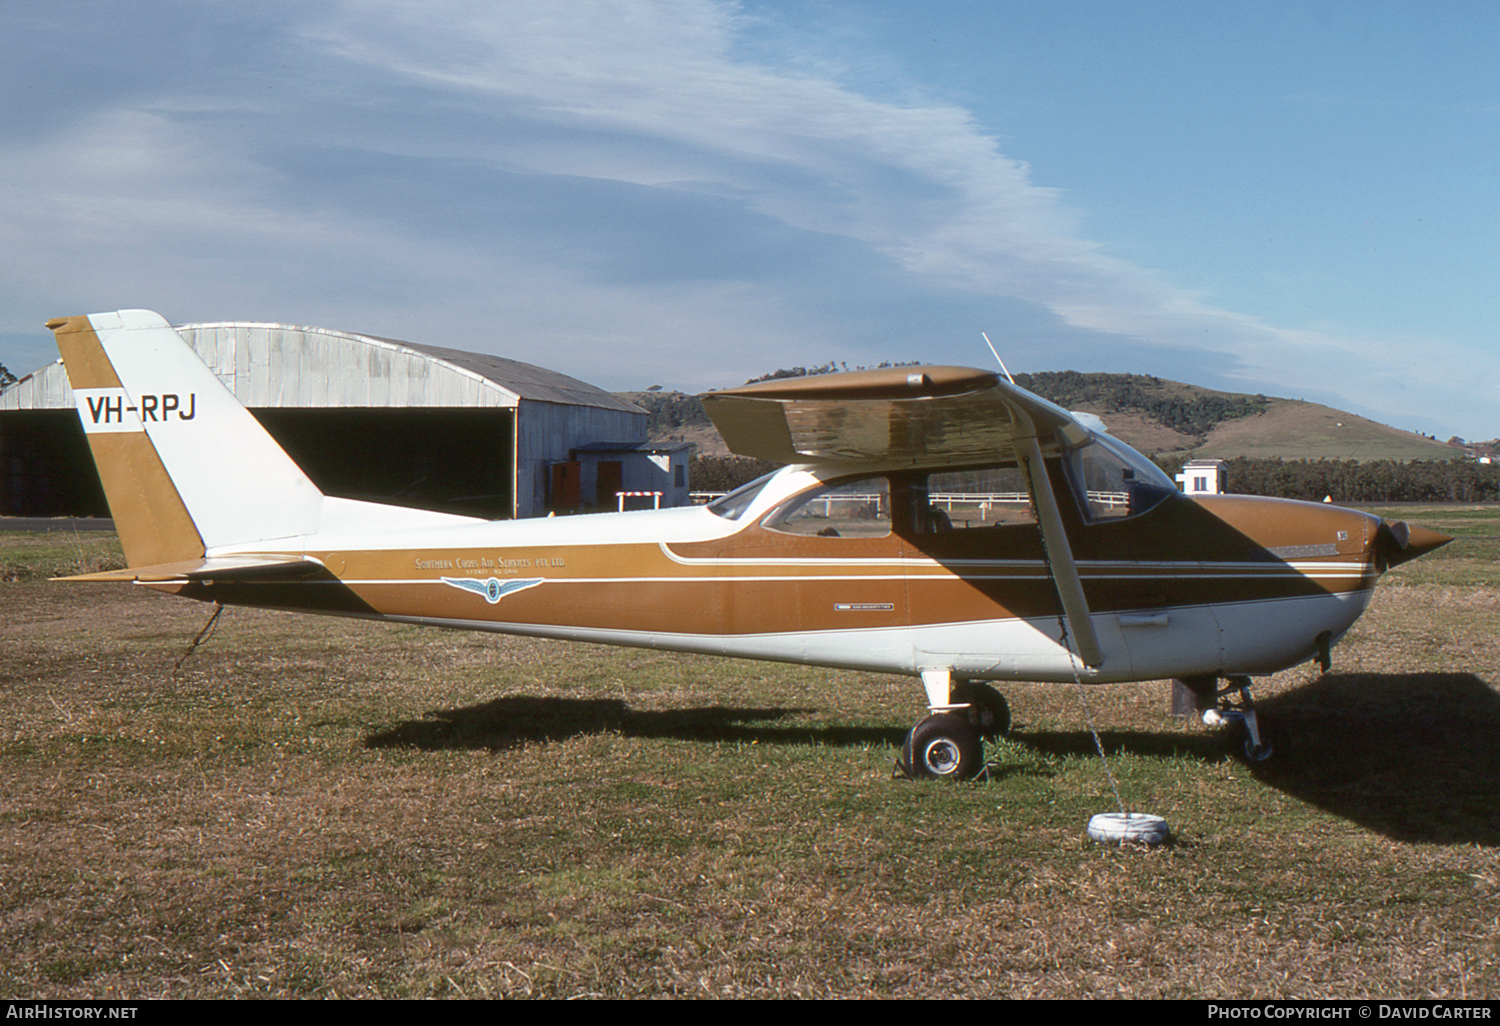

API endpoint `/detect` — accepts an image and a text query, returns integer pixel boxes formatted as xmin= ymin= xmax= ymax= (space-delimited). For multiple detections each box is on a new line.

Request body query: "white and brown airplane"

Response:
xmin=48 ymin=309 xmax=1451 ymax=779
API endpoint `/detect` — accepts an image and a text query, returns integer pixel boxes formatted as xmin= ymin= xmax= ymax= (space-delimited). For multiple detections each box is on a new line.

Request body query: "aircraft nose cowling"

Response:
xmin=1374 ymin=519 xmax=1453 ymax=570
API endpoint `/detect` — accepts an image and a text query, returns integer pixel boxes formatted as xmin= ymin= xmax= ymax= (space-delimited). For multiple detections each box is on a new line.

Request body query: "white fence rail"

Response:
xmin=690 ymin=490 xmax=1131 ymax=512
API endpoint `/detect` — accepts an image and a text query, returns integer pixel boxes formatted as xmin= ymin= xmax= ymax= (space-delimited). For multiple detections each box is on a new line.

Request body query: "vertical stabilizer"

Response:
xmin=49 ymin=310 xmax=325 ymax=566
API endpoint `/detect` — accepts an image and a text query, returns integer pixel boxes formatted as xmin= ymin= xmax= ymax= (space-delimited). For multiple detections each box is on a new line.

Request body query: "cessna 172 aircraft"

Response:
xmin=48 ymin=309 xmax=1451 ymax=780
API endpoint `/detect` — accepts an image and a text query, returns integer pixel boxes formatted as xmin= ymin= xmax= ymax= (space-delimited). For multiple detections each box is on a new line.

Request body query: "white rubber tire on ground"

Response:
xmin=1086 ymin=812 xmax=1170 ymax=845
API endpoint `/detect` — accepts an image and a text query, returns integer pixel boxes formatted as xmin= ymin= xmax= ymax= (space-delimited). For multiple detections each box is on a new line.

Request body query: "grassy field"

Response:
xmin=2 ymin=509 xmax=1498 ymax=999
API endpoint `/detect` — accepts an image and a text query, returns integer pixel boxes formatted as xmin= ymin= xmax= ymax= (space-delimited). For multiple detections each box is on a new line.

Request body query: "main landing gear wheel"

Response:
xmin=900 ymin=712 xmax=985 ymax=781
xmin=951 ymin=681 xmax=1011 ymax=740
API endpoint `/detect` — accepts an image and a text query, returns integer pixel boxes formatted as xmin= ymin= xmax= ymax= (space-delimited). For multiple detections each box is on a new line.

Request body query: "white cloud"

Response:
xmin=301 ymin=2 xmax=1393 ymax=380
xmin=1 ymin=0 xmax=1492 ymax=436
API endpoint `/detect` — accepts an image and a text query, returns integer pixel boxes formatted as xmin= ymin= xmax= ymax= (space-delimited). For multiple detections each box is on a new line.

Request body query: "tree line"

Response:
xmin=694 ymin=453 xmax=1500 ymax=504
xmin=690 ymin=455 xmax=776 ymax=493
xmin=1160 ymin=456 xmax=1500 ymax=504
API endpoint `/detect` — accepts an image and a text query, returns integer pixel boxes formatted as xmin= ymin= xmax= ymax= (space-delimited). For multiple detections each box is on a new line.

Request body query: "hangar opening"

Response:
xmin=1 ymin=320 xmax=650 ymax=520
xmin=250 ymin=407 xmax=517 ymax=519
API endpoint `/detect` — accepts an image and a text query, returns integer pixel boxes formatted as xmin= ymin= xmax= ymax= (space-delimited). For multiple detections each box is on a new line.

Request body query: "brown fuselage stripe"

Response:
xmin=161 ymin=541 xmax=1371 ymax=638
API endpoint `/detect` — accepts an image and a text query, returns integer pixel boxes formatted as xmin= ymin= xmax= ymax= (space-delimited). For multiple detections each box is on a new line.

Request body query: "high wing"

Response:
xmin=700 ymin=366 xmax=1091 ymax=470
xmin=701 ymin=366 xmax=1105 ymax=668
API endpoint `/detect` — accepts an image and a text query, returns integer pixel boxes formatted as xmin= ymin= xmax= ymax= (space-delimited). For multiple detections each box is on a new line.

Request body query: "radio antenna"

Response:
xmin=981 ymin=332 xmax=1015 ymax=384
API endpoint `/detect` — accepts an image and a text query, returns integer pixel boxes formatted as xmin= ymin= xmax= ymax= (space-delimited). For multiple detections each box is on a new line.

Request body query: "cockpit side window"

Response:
xmin=763 ymin=475 xmax=891 ymax=538
xmin=915 ymin=465 xmax=1036 ymax=533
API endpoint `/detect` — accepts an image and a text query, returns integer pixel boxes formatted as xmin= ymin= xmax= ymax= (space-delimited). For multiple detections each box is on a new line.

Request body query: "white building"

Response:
xmin=1175 ymin=458 xmax=1227 ymax=495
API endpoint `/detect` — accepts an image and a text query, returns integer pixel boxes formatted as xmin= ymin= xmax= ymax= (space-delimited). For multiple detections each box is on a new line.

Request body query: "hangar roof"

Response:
xmin=1 ymin=321 xmax=642 ymax=414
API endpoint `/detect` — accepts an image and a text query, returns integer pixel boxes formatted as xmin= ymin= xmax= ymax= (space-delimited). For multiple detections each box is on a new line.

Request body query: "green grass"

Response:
xmin=0 ymin=529 xmax=124 ymax=581
xmin=1 ymin=525 xmax=1498 ymax=998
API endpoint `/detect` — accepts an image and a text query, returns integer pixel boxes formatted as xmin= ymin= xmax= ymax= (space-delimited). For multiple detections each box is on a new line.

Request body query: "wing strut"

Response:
xmin=1015 ymin=413 xmax=1104 ymax=670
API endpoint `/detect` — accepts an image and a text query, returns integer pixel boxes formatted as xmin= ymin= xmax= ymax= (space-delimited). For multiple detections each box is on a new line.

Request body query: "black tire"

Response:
xmin=901 ymin=713 xmax=985 ymax=781
xmin=1228 ymin=718 xmax=1288 ymax=769
xmin=951 ymin=680 xmax=1011 ymax=740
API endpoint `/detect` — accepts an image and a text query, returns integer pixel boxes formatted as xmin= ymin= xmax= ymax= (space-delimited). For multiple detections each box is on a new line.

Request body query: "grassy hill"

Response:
xmin=1059 ymin=392 xmax=1458 ymax=462
xmin=620 ymin=372 xmax=1469 ymax=463
xmin=1009 ymin=371 xmax=1458 ymax=461
xmin=1187 ymin=399 xmax=1457 ymax=461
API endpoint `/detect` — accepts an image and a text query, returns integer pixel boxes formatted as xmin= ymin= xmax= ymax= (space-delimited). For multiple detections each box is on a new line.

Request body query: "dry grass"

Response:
xmin=2 ymin=521 xmax=1499 ymax=998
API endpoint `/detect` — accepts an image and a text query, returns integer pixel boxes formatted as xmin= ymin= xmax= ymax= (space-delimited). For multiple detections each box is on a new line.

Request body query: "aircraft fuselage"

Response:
xmin=155 ymin=463 xmax=1407 ymax=685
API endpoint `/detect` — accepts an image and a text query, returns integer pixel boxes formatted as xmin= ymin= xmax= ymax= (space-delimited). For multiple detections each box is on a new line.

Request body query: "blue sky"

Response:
xmin=2 ymin=0 xmax=1495 ymax=440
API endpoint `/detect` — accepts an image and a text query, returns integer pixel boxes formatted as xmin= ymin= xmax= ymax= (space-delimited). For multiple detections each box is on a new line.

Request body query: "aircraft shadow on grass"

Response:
xmin=366 ymin=670 xmax=1500 ymax=846
xmin=1016 ymin=671 xmax=1500 ymax=847
xmin=1248 ymin=671 xmax=1500 ymax=847
xmin=364 ymin=696 xmax=904 ymax=752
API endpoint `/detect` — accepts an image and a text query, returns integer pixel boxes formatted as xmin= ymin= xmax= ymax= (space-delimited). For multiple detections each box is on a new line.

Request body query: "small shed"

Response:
xmin=563 ymin=441 xmax=695 ymax=511
xmin=1176 ymin=458 xmax=1227 ymax=495
xmin=1 ymin=320 xmax=649 ymax=519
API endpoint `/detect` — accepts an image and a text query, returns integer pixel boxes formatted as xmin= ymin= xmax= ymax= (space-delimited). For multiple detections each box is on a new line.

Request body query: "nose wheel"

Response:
xmin=1226 ymin=717 xmax=1286 ymax=765
xmin=1194 ymin=676 xmax=1290 ymax=768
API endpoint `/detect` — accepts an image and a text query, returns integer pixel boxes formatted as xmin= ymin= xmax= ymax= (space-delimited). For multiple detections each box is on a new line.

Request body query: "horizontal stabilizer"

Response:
xmin=57 ymin=555 xmax=326 ymax=583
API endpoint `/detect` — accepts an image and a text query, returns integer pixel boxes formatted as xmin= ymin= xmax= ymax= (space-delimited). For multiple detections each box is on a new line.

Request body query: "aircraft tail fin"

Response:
xmin=49 ymin=310 xmax=327 ymax=568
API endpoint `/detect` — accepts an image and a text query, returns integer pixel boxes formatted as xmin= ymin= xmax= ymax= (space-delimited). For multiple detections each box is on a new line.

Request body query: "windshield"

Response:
xmin=1066 ymin=433 xmax=1176 ymax=521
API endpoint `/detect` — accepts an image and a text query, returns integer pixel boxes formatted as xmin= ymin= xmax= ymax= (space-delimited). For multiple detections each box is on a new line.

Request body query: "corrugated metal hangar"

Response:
xmin=0 ymin=320 xmax=682 ymax=520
